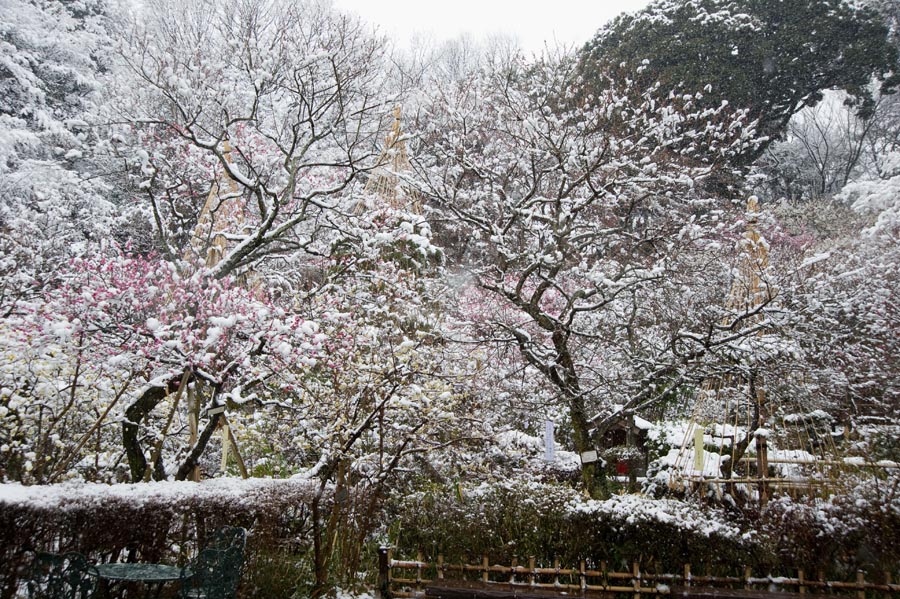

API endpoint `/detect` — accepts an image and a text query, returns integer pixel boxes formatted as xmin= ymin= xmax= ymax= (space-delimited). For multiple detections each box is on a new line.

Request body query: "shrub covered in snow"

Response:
xmin=759 ymin=477 xmax=900 ymax=575
xmin=388 ymin=475 xmax=900 ymax=578
xmin=389 ymin=478 xmax=762 ymax=573
xmin=0 ymin=478 xmax=324 ymax=598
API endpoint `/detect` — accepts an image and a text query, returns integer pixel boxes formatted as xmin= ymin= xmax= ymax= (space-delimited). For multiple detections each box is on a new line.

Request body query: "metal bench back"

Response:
xmin=27 ymin=552 xmax=97 ymax=599
xmin=181 ymin=546 xmax=244 ymax=599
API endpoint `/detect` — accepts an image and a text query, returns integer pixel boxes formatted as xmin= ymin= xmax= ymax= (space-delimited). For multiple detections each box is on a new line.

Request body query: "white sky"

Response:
xmin=331 ymin=0 xmax=652 ymax=54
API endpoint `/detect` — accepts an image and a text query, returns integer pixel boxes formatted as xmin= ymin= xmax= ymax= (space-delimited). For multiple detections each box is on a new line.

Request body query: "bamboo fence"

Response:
xmin=379 ymin=549 xmax=900 ymax=598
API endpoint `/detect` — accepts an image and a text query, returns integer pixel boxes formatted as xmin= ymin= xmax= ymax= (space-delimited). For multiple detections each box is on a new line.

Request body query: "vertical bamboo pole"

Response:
xmin=416 ymin=549 xmax=424 ymax=594
xmin=553 ymin=558 xmax=560 ymax=588
xmin=437 ymin=554 xmax=444 ymax=580
xmin=482 ymin=555 xmax=489 ymax=583
xmin=756 ymin=385 xmax=769 ymax=506
xmin=744 ymin=566 xmax=752 ymax=591
xmin=633 ymin=562 xmax=641 ymax=599
xmin=798 ymin=569 xmax=805 ymax=595
xmin=684 ymin=564 xmax=691 ymax=588
xmin=187 ymin=385 xmax=200 ymax=481
xmin=220 ymin=420 xmax=230 ymax=472
xmin=602 ymin=561 xmax=609 ymax=590
xmin=511 ymin=558 xmax=518 ymax=584
xmin=580 ymin=560 xmax=587 ymax=592
xmin=856 ymin=570 xmax=865 ymax=599
xmin=529 ymin=557 xmax=536 ymax=588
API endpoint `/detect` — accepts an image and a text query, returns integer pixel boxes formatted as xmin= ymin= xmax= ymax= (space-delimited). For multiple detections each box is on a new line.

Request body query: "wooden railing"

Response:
xmin=377 ymin=549 xmax=900 ymax=598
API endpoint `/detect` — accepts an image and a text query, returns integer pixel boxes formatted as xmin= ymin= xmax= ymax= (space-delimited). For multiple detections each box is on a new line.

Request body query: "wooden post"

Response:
xmin=755 ymin=386 xmax=769 ymax=506
xmin=187 ymin=385 xmax=200 ymax=481
xmin=511 ymin=558 xmax=518 ymax=584
xmin=222 ymin=415 xmax=249 ymax=479
xmin=529 ymin=557 xmax=536 ymax=588
xmin=798 ymin=568 xmax=805 ymax=595
xmin=483 ymin=555 xmax=489 ymax=583
xmin=744 ymin=566 xmax=752 ymax=591
xmin=377 ymin=547 xmax=391 ymax=599
xmin=633 ymin=561 xmax=641 ymax=599
xmin=553 ymin=558 xmax=560 ymax=588
xmin=856 ymin=570 xmax=865 ymax=599
xmin=602 ymin=561 xmax=609 ymax=590
xmin=437 ymin=554 xmax=444 ymax=580
xmin=580 ymin=560 xmax=587 ymax=592
xmin=416 ymin=549 xmax=424 ymax=594
xmin=684 ymin=564 xmax=691 ymax=588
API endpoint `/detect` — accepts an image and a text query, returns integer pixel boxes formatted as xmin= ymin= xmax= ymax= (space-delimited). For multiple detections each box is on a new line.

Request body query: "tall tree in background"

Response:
xmin=414 ymin=54 xmax=764 ymax=496
xmin=100 ymin=0 xmax=392 ymax=480
xmin=0 ymin=0 xmax=118 ymax=316
xmin=579 ymin=0 xmax=899 ymax=166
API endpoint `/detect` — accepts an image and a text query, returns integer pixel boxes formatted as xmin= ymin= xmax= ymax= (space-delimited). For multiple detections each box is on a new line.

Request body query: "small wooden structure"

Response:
xmin=597 ymin=411 xmax=651 ymax=479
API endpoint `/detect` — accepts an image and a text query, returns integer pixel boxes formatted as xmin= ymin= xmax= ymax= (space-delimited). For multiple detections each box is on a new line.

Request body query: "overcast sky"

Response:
xmin=331 ymin=0 xmax=652 ymax=54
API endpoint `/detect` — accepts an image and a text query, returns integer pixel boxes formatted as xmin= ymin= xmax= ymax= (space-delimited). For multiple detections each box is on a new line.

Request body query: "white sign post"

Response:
xmin=544 ymin=420 xmax=555 ymax=462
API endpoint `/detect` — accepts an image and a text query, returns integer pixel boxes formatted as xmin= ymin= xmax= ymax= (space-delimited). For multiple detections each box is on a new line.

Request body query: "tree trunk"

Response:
xmin=551 ymin=330 xmax=607 ymax=498
xmin=174 ymin=410 xmax=223 ymax=481
xmin=310 ymin=462 xmax=346 ymax=599
xmin=721 ymin=374 xmax=763 ymax=480
xmin=568 ymin=395 xmax=607 ymax=498
xmin=123 ymin=385 xmax=170 ymax=482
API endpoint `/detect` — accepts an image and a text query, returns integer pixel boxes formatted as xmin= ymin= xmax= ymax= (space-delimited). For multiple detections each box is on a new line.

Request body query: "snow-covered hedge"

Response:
xmin=389 ymin=477 xmax=900 ymax=578
xmin=390 ymin=479 xmax=762 ymax=573
xmin=0 ymin=478 xmax=324 ymax=598
xmin=759 ymin=478 xmax=900 ymax=575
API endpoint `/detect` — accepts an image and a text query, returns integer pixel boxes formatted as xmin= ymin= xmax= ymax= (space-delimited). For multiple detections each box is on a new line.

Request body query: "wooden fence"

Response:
xmin=378 ymin=549 xmax=900 ymax=598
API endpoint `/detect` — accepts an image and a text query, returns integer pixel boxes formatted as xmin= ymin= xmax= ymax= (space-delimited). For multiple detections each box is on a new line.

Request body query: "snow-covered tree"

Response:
xmin=0 ymin=0 xmax=121 ymax=316
xmin=109 ymin=0 xmax=391 ymax=279
xmin=412 ymin=52 xmax=768 ymax=495
xmin=0 ymin=248 xmax=323 ymax=483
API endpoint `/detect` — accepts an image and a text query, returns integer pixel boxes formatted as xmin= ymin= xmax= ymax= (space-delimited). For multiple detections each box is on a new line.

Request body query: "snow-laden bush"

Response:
xmin=388 ymin=478 xmax=760 ymax=573
xmin=0 ymin=478 xmax=324 ymax=598
xmin=389 ymin=475 xmax=900 ymax=578
xmin=759 ymin=476 xmax=900 ymax=576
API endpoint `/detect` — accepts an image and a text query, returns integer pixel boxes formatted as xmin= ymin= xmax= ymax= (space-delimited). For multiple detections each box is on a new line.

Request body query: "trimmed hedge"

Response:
xmin=0 ymin=478 xmax=328 ymax=599
xmin=387 ymin=478 xmax=900 ymax=579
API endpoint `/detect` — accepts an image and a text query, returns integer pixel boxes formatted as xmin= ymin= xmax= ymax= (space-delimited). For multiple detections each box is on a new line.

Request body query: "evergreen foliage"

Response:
xmin=579 ymin=0 xmax=900 ymax=164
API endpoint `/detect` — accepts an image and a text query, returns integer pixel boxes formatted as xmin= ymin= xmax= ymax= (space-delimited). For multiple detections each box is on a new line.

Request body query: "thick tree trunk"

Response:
xmin=123 ymin=385 xmax=170 ymax=482
xmin=568 ymin=395 xmax=607 ymax=497
xmin=721 ymin=374 xmax=762 ymax=480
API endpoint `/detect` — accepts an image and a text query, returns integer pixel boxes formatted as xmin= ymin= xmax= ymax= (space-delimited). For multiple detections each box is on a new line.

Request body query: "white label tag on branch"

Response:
xmin=208 ymin=405 xmax=226 ymax=416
